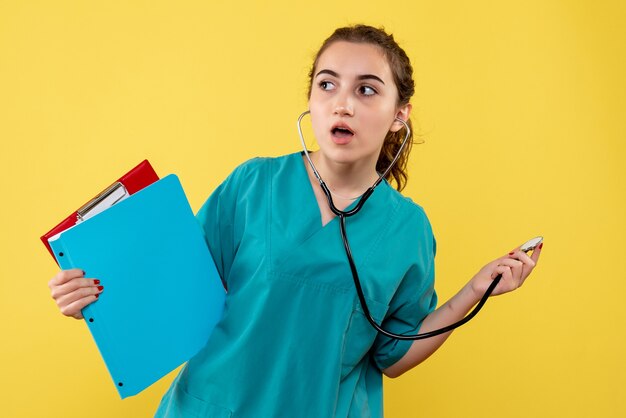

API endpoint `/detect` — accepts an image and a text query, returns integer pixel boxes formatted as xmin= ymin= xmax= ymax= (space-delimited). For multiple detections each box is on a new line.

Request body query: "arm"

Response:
xmin=383 ymin=243 xmax=543 ymax=378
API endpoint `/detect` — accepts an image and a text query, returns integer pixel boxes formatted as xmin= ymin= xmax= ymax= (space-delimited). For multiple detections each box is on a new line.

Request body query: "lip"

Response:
xmin=330 ymin=122 xmax=355 ymax=145
xmin=331 ymin=122 xmax=355 ymax=133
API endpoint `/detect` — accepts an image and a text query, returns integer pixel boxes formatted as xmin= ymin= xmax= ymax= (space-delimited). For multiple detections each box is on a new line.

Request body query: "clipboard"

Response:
xmin=46 ymin=169 xmax=225 ymax=398
xmin=41 ymin=160 xmax=159 ymax=262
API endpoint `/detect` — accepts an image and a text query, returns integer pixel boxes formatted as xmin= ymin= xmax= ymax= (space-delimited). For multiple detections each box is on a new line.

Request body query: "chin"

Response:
xmin=317 ymin=147 xmax=368 ymax=166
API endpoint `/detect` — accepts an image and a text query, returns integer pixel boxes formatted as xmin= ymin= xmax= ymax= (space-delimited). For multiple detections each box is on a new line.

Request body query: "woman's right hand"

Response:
xmin=48 ymin=269 xmax=103 ymax=319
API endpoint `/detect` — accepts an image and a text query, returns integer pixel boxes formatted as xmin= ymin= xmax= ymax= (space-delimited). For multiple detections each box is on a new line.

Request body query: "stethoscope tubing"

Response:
xmin=340 ymin=214 xmax=503 ymax=340
xmin=297 ymin=110 xmax=503 ymax=340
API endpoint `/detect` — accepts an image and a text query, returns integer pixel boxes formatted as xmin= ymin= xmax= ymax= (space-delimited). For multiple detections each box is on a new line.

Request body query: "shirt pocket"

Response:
xmin=340 ymin=298 xmax=389 ymax=379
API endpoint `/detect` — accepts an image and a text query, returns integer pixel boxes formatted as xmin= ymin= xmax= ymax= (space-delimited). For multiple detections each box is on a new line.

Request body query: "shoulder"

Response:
xmin=227 ymin=153 xmax=298 ymax=183
xmin=384 ymin=184 xmax=433 ymax=232
xmin=214 ymin=153 xmax=300 ymax=204
xmin=381 ymin=184 xmax=436 ymax=256
xmin=197 ymin=153 xmax=296 ymax=220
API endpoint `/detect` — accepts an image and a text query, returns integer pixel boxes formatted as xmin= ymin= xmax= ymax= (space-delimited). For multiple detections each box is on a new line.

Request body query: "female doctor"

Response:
xmin=48 ymin=25 xmax=542 ymax=417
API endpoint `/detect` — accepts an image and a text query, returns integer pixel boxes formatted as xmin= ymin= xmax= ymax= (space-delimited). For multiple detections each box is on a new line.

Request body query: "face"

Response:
xmin=309 ymin=41 xmax=410 ymax=170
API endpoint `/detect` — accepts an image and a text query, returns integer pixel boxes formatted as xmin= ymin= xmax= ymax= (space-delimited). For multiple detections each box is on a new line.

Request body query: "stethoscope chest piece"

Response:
xmin=521 ymin=236 xmax=543 ymax=253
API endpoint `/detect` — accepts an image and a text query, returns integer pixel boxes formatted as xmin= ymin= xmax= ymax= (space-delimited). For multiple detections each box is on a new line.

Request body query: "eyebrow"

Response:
xmin=315 ymin=69 xmax=385 ymax=85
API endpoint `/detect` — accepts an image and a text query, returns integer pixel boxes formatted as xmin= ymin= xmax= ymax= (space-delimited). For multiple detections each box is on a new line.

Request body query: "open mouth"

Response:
xmin=331 ymin=126 xmax=355 ymax=138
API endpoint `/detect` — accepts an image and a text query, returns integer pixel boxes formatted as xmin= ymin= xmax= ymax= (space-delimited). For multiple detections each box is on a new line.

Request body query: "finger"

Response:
xmin=529 ymin=242 xmax=543 ymax=264
xmin=507 ymin=250 xmax=536 ymax=284
xmin=60 ymin=295 xmax=99 ymax=319
xmin=517 ymin=242 xmax=543 ymax=286
xmin=508 ymin=250 xmax=535 ymax=268
xmin=492 ymin=264 xmax=513 ymax=282
xmin=492 ymin=265 xmax=516 ymax=294
xmin=48 ymin=269 xmax=85 ymax=288
xmin=50 ymin=277 xmax=101 ymax=300
xmin=500 ymin=258 xmax=524 ymax=283
xmin=56 ymin=284 xmax=103 ymax=312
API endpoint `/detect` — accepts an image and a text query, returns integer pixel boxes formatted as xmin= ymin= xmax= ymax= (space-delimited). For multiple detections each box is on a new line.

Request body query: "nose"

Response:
xmin=333 ymin=92 xmax=354 ymax=116
xmin=334 ymin=105 xmax=353 ymax=116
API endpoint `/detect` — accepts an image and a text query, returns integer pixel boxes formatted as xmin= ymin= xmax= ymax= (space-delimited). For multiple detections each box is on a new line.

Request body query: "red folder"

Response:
xmin=41 ymin=160 xmax=159 ymax=263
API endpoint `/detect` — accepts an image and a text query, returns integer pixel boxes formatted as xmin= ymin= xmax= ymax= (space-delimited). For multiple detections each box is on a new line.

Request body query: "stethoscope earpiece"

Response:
xmin=296 ymin=111 xmax=411 ymax=192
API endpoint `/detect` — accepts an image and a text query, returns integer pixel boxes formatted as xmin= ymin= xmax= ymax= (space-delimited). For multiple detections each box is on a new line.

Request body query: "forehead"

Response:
xmin=315 ymin=41 xmax=392 ymax=81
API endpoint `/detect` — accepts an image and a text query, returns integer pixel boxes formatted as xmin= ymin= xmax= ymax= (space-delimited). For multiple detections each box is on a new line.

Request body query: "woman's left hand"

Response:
xmin=469 ymin=242 xmax=543 ymax=298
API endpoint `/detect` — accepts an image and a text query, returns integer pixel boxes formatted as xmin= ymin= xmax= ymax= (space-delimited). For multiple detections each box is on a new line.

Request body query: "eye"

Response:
xmin=319 ymin=81 xmax=335 ymax=91
xmin=359 ymin=85 xmax=377 ymax=96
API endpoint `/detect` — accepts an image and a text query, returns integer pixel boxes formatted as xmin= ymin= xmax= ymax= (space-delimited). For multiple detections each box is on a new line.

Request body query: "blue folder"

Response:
xmin=49 ymin=174 xmax=225 ymax=398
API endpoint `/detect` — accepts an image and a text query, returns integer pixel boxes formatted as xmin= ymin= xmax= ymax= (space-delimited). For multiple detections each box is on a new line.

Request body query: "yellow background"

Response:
xmin=1 ymin=1 xmax=624 ymax=417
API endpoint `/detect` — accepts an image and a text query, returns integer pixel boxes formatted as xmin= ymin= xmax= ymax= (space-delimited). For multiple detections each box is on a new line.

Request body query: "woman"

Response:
xmin=49 ymin=25 xmax=541 ymax=417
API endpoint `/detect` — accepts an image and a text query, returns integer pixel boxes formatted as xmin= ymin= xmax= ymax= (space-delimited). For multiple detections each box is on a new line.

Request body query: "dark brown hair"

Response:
xmin=308 ymin=25 xmax=416 ymax=191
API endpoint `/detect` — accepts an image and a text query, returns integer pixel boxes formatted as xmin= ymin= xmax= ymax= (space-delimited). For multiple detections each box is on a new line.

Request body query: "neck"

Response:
xmin=308 ymin=151 xmax=379 ymax=199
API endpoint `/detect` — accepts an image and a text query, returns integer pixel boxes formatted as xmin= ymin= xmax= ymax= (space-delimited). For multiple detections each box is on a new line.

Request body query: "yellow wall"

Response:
xmin=1 ymin=1 xmax=624 ymax=417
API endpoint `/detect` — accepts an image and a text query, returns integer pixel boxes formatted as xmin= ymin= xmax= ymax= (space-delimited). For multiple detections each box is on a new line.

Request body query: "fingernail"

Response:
xmin=509 ymin=252 xmax=515 ymax=256
xmin=82 ymin=270 xmax=86 ymax=276
xmin=94 ymin=279 xmax=100 ymax=285
xmin=95 ymin=294 xmax=99 ymax=299
xmin=538 ymin=243 xmax=543 ymax=250
xmin=97 ymin=286 xmax=104 ymax=291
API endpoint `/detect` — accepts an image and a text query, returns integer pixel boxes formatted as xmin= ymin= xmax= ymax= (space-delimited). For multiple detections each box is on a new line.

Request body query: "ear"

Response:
xmin=390 ymin=103 xmax=412 ymax=133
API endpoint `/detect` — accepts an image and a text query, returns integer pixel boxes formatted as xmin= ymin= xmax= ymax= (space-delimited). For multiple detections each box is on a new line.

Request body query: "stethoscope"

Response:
xmin=297 ymin=110 xmax=542 ymax=340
